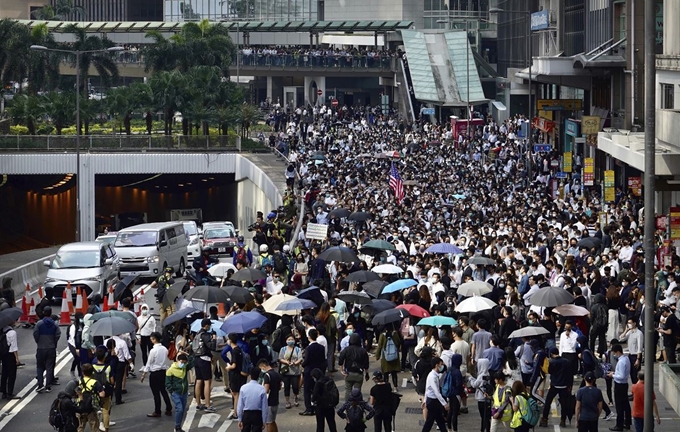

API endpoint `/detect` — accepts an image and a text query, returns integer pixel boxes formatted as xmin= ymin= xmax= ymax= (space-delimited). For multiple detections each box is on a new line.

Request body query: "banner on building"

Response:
xmin=584 ymin=157 xmax=595 ymax=186
xmin=581 ymin=116 xmax=601 ymax=135
xmin=627 ymin=177 xmax=642 ymax=196
xmin=604 ymin=170 xmax=615 ymax=202
xmin=671 ymin=207 xmax=680 ymax=240
xmin=563 ymin=151 xmax=572 ymax=172
xmin=656 ymin=215 xmax=668 ymax=231
xmin=306 ymin=223 xmax=328 ymax=240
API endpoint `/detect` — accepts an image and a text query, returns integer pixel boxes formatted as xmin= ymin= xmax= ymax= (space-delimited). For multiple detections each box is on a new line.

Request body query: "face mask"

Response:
xmin=262 ymin=340 xmax=269 ymax=346
xmin=178 ymin=362 xmax=186 ymax=369
xmin=438 ymin=365 xmax=445 ymax=373
xmin=142 ymin=310 xmax=149 ymax=315
xmin=627 ymin=324 xmax=633 ymax=329
xmin=346 ymin=329 xmax=354 ymax=336
xmin=287 ymin=340 xmax=295 ymax=346
xmin=354 ymin=313 xmax=360 ymax=318
xmin=612 ymin=354 xmax=619 ymax=360
xmin=528 ymin=319 xmax=534 ymax=325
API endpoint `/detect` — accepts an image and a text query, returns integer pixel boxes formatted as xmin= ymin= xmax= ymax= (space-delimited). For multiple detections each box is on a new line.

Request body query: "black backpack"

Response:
xmin=273 ymin=252 xmax=287 ymax=273
xmin=320 ymin=379 xmax=340 ymax=408
xmin=48 ymin=397 xmax=66 ymax=430
xmin=79 ymin=378 xmax=100 ymax=414
xmin=92 ymin=364 xmax=113 ymax=397
xmin=592 ymin=303 xmax=608 ymax=328
xmin=346 ymin=404 xmax=365 ymax=426
xmin=0 ymin=328 xmax=10 ymax=357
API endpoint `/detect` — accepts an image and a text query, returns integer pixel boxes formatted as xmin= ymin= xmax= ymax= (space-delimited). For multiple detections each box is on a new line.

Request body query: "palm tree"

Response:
xmin=106 ymin=86 xmax=135 ymax=135
xmin=240 ymin=103 xmax=259 ymax=138
xmin=32 ymin=0 xmax=86 ymax=20
xmin=149 ymin=70 xmax=186 ymax=136
xmin=0 ymin=19 xmax=31 ymax=88
xmin=41 ymin=91 xmax=75 ymax=135
xmin=63 ymin=24 xmax=119 ymax=92
xmin=7 ymin=93 xmax=43 ymax=135
xmin=27 ymin=24 xmax=61 ymax=94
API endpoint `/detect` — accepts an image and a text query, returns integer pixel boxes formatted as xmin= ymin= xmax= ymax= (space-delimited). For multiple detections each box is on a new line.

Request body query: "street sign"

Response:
xmin=555 ymin=172 xmax=568 ymax=179
xmin=317 ymin=89 xmax=323 ymax=96
xmin=421 ymin=108 xmax=435 ymax=115
xmin=534 ymin=144 xmax=552 ymax=152
xmin=332 ymin=99 xmax=338 ymax=106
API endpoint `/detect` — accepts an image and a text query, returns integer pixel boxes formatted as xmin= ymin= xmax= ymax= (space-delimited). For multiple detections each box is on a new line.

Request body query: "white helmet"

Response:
xmin=283 ymin=245 xmax=291 ymax=253
xmin=259 ymin=244 xmax=269 ymax=253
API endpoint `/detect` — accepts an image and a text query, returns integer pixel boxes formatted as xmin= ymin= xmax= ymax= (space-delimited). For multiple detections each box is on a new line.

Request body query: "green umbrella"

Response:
xmin=362 ymin=239 xmax=396 ymax=251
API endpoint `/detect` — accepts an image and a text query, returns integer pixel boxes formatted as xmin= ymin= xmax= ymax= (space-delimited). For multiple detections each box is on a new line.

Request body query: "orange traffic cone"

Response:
xmin=19 ymin=284 xmax=30 ymax=323
xmin=38 ymin=285 xmax=44 ymax=299
xmin=27 ymin=297 xmax=37 ymax=324
xmin=133 ymin=295 xmax=140 ymax=316
xmin=81 ymin=291 xmax=89 ymax=315
xmin=103 ymin=286 xmax=112 ymax=312
xmin=60 ymin=289 xmax=72 ymax=326
xmin=75 ymin=287 xmax=83 ymax=313
xmin=217 ymin=302 xmax=227 ymax=318
xmin=67 ymin=283 xmax=75 ymax=315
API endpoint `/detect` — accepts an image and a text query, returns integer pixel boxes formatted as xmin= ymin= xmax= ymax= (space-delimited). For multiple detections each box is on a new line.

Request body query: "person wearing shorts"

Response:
xmin=259 ymin=359 xmax=281 ymax=432
xmin=194 ymin=320 xmax=217 ymax=413
xmin=226 ymin=334 xmax=247 ymax=420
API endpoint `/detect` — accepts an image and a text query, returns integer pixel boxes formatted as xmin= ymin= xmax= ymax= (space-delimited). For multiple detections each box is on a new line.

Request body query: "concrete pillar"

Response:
xmin=266 ymin=76 xmax=273 ymax=103
xmin=304 ymin=76 xmax=326 ymax=106
xmin=80 ymin=154 xmax=96 ymax=242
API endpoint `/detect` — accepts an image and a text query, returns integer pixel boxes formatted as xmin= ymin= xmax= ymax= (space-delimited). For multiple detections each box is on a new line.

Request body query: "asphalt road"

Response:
xmin=0 ymin=284 xmax=678 ymax=432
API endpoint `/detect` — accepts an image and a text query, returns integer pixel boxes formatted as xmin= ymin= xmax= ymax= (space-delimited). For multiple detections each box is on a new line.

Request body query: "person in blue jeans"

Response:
xmin=166 ymin=352 xmax=195 ymax=432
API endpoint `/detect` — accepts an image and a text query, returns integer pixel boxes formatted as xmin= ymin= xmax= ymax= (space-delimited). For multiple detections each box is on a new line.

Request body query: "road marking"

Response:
xmin=0 ymin=349 xmax=71 ymax=428
xmin=216 ymin=419 xmax=233 ymax=432
xmin=554 ymin=425 xmax=560 ymax=432
xmin=182 ymin=401 xmax=198 ymax=431
xmin=198 ymin=413 xmax=221 ymax=428
xmin=402 ymin=378 xmax=408 ymax=388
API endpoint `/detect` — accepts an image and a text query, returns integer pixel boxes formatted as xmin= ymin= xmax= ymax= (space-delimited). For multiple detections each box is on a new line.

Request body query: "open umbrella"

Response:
xmin=163 ymin=281 xmax=188 ymax=308
xmin=231 ymin=268 xmax=267 ymax=282
xmin=457 ymin=281 xmax=494 ymax=297
xmin=396 ymin=304 xmax=430 ymax=318
xmin=417 ymin=316 xmax=458 ymax=327
xmin=467 ymin=256 xmax=496 ymax=266
xmin=508 ymin=326 xmax=550 ymax=339
xmin=348 ymin=211 xmax=372 ymax=222
xmin=528 ymin=286 xmax=574 ymax=308
xmin=337 ymin=290 xmax=373 ymax=305
xmin=382 ymin=279 xmax=418 ymax=294
xmin=371 ymin=264 xmax=404 ymax=275
xmin=275 ymin=298 xmax=317 ymax=312
xmin=367 ymin=299 xmax=397 ymax=314
xmin=223 ymin=286 xmax=254 ymax=304
xmin=455 ymin=296 xmax=497 ymax=313
xmin=362 ymin=280 xmax=388 ymax=298
xmin=452 ymin=194 xmax=466 ymax=200
xmin=317 ymin=246 xmax=359 ymax=263
xmin=163 ymin=307 xmax=202 ymax=326
xmin=310 ymin=153 xmax=326 ymax=161
xmin=345 ymin=270 xmax=381 ymax=283
xmin=0 ymin=307 xmax=22 ymax=327
xmin=190 ymin=319 xmax=226 ymax=337
xmin=329 ymin=208 xmax=351 ymax=219
xmin=425 ymin=243 xmax=464 ymax=255
xmin=184 ymin=285 xmax=230 ymax=304
xmin=91 ymin=310 xmax=137 ymax=325
xmin=362 ymin=240 xmax=396 ymax=251
xmin=220 ymin=311 xmax=268 ymax=334
xmin=577 ymin=237 xmax=602 ymax=249
xmin=262 ymin=294 xmax=298 ymax=316
xmin=89 ymin=316 xmax=136 ymax=336
xmin=207 ymin=262 xmax=238 ymax=279
xmin=372 ymin=308 xmax=410 ymax=326
xmin=553 ymin=304 xmax=590 ymax=317
xmin=296 ymin=286 xmax=325 ymax=306
xmin=114 ymin=275 xmax=139 ymax=301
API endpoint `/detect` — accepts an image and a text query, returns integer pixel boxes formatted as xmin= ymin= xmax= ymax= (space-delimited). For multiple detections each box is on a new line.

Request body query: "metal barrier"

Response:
xmin=0 ymin=253 xmax=56 ymax=301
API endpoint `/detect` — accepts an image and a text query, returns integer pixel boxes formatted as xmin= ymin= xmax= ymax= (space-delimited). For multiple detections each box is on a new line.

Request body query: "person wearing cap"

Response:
xmin=607 ymin=344 xmax=631 ymax=431
xmin=539 ymin=347 xmax=571 ymax=428
xmin=575 ymin=371 xmax=603 ymax=432
xmin=150 ymin=266 xmax=175 ymax=326
xmin=369 ymin=371 xmax=393 ymax=432
xmin=56 ymin=380 xmax=91 ymax=432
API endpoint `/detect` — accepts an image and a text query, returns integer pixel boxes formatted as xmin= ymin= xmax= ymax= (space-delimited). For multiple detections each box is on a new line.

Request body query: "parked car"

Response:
xmin=183 ymin=221 xmax=201 ymax=259
xmin=43 ymin=242 xmax=120 ymax=300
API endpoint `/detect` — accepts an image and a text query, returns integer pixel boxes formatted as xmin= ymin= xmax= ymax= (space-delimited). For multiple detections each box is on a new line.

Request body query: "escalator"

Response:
xmin=396 ymin=57 xmax=417 ymax=122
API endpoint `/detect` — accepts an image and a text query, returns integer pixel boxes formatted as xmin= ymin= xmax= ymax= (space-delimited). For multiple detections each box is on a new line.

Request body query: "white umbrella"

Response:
xmin=208 ymin=262 xmax=238 ymax=279
xmin=457 ymin=281 xmax=493 ymax=297
xmin=454 ymin=295 xmax=497 ymax=313
xmin=371 ymin=264 xmax=404 ymax=275
xmin=553 ymin=304 xmax=590 ymax=317
xmin=262 ymin=294 xmax=299 ymax=316
xmin=508 ymin=326 xmax=550 ymax=339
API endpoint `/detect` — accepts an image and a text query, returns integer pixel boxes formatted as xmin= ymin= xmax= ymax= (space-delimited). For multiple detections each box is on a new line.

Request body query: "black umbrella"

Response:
xmin=114 ymin=275 xmax=139 ymax=301
xmin=337 ymin=290 xmax=373 ymax=305
xmin=348 ymin=211 xmax=373 ymax=222
xmin=362 ymin=280 xmax=388 ymax=298
xmin=163 ymin=307 xmax=202 ymax=327
xmin=163 ymin=281 xmax=188 ymax=308
xmin=345 ymin=270 xmax=381 ymax=283
xmin=0 ymin=307 xmax=22 ymax=327
xmin=529 ymin=286 xmax=575 ymax=308
xmin=577 ymin=237 xmax=602 ymax=249
xmin=231 ymin=268 xmax=267 ymax=282
xmin=223 ymin=286 xmax=254 ymax=304
xmin=297 ymin=286 xmax=325 ymax=306
xmin=91 ymin=310 xmax=137 ymax=325
xmin=317 ymin=246 xmax=359 ymax=263
xmin=184 ymin=285 xmax=231 ymax=303
xmin=89 ymin=316 xmax=136 ymax=336
xmin=368 ymin=299 xmax=396 ymax=314
xmin=329 ymin=208 xmax=351 ymax=219
xmin=371 ymin=308 xmax=410 ymax=326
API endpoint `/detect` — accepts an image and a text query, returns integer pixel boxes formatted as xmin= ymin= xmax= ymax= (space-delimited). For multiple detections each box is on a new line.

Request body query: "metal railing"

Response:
xmin=0 ymin=134 xmax=273 ymax=152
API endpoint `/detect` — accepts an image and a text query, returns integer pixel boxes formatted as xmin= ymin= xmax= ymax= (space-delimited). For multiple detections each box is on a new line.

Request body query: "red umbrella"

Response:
xmin=396 ymin=304 xmax=430 ymax=318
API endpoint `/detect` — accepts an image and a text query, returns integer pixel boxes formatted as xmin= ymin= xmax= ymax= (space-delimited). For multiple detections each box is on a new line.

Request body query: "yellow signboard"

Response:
xmin=584 ymin=157 xmax=594 ymax=186
xmin=538 ymin=110 xmax=554 ymax=120
xmin=536 ymin=99 xmax=583 ymax=111
xmin=581 ymin=116 xmax=600 ymax=135
xmin=604 ymin=170 xmax=615 ymax=202
xmin=563 ymin=151 xmax=572 ymax=173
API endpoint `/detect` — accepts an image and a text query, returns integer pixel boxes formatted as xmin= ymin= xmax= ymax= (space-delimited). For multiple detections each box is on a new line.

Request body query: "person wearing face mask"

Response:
xmin=165 ymin=352 xmax=194 ymax=432
xmin=606 ymin=344 xmax=631 ymax=431
xmin=559 ymin=320 xmax=579 ymax=378
xmin=137 ymin=304 xmax=157 ymax=366
xmin=421 ymin=357 xmax=449 ymax=432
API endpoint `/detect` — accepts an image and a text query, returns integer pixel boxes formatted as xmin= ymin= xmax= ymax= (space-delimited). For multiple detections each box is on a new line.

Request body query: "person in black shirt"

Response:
xmin=369 ymin=371 xmax=393 ymax=432
xmin=301 ymin=329 xmax=326 ymax=415
xmin=659 ymin=307 xmax=678 ymax=363
xmin=259 ymin=360 xmax=282 ymax=432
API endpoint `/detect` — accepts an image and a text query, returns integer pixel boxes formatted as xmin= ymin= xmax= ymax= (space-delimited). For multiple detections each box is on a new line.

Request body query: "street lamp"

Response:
xmin=31 ymin=44 xmax=124 ymax=242
xmin=437 ymin=18 xmax=472 ymax=139
xmin=489 ymin=7 xmax=533 ymax=183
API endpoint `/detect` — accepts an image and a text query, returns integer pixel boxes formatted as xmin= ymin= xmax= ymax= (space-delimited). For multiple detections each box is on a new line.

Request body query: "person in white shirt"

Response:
xmin=1 ymin=322 xmax=19 ymax=399
xmin=316 ymin=325 xmax=329 ymax=357
xmin=137 ymin=303 xmax=157 ymax=366
xmin=105 ymin=334 xmax=133 ymax=404
xmin=140 ymin=331 xmax=172 ymax=417
xmin=558 ymin=321 xmax=579 ymax=377
xmin=422 ymin=357 xmax=449 ymax=432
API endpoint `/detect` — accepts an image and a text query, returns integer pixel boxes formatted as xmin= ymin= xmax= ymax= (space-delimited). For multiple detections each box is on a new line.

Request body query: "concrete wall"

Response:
xmin=0 ymin=253 xmax=55 ymax=301
xmin=236 ymin=177 xmax=275 ymax=248
xmin=660 ymin=364 xmax=680 ymax=416
xmin=665 ymin=0 xmax=680 ymax=56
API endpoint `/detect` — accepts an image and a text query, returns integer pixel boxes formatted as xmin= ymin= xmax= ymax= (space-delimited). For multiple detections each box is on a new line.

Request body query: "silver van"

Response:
xmin=115 ymin=222 xmax=188 ymax=278
xmin=43 ymin=242 xmax=120 ymax=300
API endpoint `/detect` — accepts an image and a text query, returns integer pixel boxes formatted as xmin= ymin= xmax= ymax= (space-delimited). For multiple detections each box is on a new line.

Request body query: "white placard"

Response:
xmin=306 ymin=222 xmax=328 ymax=240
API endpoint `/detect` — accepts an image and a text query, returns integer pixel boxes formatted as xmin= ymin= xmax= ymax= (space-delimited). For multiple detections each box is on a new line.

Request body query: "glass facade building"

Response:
xmin=163 ymin=0 xmax=318 ymax=22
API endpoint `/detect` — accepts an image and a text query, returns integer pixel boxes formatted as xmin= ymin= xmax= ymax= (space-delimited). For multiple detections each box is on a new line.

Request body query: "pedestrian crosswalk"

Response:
xmin=182 ymin=387 xmax=234 ymax=431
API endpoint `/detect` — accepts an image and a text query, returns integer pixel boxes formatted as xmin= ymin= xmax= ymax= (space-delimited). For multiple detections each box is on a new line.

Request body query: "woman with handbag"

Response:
xmin=278 ymin=334 xmax=302 ymax=409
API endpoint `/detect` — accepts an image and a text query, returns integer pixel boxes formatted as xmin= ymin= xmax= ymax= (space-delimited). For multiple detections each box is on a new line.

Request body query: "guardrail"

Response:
xmin=0 ymin=135 xmax=273 ymax=152
xmin=0 ymin=253 xmax=56 ymax=302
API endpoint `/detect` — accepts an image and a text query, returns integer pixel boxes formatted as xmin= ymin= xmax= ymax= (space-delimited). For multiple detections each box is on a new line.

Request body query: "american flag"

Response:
xmin=389 ymin=163 xmax=405 ymax=204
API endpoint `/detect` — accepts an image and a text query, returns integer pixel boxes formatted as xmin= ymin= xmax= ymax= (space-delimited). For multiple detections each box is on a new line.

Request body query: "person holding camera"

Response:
xmin=150 ymin=267 xmax=175 ymax=326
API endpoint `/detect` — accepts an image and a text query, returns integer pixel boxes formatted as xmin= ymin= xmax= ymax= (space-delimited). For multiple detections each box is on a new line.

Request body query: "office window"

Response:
xmin=661 ymin=83 xmax=675 ymax=109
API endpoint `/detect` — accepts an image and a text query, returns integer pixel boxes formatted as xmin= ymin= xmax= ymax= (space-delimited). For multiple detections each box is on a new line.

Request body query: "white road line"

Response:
xmin=182 ymin=400 xmax=198 ymax=431
xmin=401 ymin=378 xmax=408 ymax=388
xmin=553 ymin=425 xmax=560 ymax=432
xmin=0 ymin=350 xmax=71 ymax=429
xmin=216 ymin=419 xmax=233 ymax=432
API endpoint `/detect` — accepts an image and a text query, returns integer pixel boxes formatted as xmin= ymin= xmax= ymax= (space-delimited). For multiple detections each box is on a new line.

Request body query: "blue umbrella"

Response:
xmin=220 ymin=311 xmax=268 ymax=335
xmin=425 ymin=243 xmax=464 ymax=255
xmin=417 ymin=316 xmax=458 ymax=327
xmin=382 ymin=279 xmax=418 ymax=294
xmin=452 ymin=194 xmax=466 ymax=200
xmin=276 ymin=298 xmax=317 ymax=311
xmin=191 ymin=319 xmax=227 ymax=337
xmin=163 ymin=307 xmax=202 ymax=326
